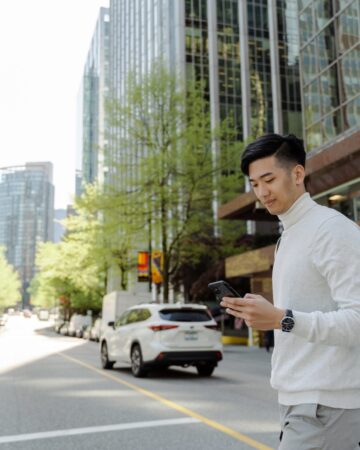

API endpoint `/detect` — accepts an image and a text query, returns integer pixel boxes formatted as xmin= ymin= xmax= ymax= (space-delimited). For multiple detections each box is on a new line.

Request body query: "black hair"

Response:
xmin=240 ymin=134 xmax=306 ymax=176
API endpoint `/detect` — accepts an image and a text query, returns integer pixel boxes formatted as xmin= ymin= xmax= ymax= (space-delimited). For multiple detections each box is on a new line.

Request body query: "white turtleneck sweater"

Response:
xmin=271 ymin=192 xmax=360 ymax=409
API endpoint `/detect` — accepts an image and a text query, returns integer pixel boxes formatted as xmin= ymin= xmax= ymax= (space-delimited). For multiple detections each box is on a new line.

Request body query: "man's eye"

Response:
xmin=251 ymin=184 xmax=258 ymax=188
xmin=265 ymin=179 xmax=274 ymax=183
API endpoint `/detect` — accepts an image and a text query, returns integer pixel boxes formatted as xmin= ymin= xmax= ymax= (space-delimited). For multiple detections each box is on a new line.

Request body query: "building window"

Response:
xmin=314 ymin=179 xmax=360 ymax=222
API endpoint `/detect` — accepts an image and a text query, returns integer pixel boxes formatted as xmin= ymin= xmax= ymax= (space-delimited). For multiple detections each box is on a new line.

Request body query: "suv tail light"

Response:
xmin=204 ymin=325 xmax=218 ymax=330
xmin=148 ymin=325 xmax=179 ymax=331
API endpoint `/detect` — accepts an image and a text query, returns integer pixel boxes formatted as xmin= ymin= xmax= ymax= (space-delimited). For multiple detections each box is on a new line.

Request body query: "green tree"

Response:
xmin=75 ymin=183 xmax=139 ymax=292
xmin=105 ymin=63 xmax=245 ymax=301
xmin=30 ymin=207 xmax=108 ymax=316
xmin=0 ymin=247 xmax=21 ymax=311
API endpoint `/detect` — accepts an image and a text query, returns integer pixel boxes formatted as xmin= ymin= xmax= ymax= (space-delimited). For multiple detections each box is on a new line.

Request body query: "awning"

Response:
xmin=225 ymin=244 xmax=276 ymax=278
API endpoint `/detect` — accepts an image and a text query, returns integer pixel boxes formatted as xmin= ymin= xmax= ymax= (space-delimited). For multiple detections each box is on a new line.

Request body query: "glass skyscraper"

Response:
xmin=102 ymin=0 xmax=303 ymax=296
xmin=299 ymin=0 xmax=360 ymax=150
xmin=0 ymin=163 xmax=54 ymax=307
xmin=81 ymin=7 xmax=110 ymax=187
xmin=218 ymin=0 xmax=360 ymax=347
xmin=108 ymin=0 xmax=302 ymax=165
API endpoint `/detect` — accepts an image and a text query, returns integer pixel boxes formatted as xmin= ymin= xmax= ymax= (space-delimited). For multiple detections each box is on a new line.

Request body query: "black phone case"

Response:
xmin=208 ymin=280 xmax=241 ymax=302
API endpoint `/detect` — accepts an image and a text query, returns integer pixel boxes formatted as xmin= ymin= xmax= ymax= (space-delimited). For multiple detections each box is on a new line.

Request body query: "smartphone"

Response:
xmin=208 ymin=280 xmax=241 ymax=302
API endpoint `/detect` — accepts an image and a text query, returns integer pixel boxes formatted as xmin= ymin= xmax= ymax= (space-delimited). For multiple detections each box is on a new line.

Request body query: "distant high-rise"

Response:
xmin=0 ymin=162 xmax=54 ymax=307
xmin=81 ymin=7 xmax=110 ymax=188
xmin=54 ymin=209 xmax=67 ymax=243
xmin=75 ymin=169 xmax=83 ymax=197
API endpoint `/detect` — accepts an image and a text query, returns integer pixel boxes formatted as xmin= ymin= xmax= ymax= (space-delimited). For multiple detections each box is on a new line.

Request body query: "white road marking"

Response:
xmin=0 ymin=418 xmax=200 ymax=444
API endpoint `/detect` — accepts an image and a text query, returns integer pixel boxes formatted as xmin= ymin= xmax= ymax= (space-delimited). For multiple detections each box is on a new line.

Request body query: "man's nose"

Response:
xmin=258 ymin=183 xmax=270 ymax=197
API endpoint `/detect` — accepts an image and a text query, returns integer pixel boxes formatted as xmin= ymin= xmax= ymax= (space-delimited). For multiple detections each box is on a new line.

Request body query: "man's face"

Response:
xmin=248 ymin=155 xmax=305 ymax=215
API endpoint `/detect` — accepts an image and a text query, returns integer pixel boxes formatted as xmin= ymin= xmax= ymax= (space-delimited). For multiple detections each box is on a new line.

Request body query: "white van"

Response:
xmin=68 ymin=314 xmax=92 ymax=337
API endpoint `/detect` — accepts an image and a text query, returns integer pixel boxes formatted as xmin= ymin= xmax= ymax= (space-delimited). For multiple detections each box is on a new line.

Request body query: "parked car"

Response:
xmin=82 ymin=325 xmax=92 ymax=340
xmin=54 ymin=319 xmax=65 ymax=333
xmin=75 ymin=324 xmax=89 ymax=338
xmin=100 ymin=303 xmax=223 ymax=378
xmin=90 ymin=318 xmax=102 ymax=342
xmin=68 ymin=314 xmax=92 ymax=337
xmin=59 ymin=321 xmax=70 ymax=336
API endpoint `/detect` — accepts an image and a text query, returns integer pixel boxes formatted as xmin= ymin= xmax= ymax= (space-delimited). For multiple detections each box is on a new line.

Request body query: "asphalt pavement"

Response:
xmin=0 ymin=316 xmax=280 ymax=450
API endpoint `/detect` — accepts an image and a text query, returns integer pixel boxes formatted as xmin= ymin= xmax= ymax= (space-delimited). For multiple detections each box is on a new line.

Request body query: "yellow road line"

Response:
xmin=59 ymin=352 xmax=274 ymax=450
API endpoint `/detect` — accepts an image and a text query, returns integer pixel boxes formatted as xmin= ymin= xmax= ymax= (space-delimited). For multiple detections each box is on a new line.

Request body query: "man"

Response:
xmin=220 ymin=134 xmax=360 ymax=450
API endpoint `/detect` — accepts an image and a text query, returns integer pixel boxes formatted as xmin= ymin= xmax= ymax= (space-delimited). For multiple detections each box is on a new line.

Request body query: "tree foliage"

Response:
xmin=76 ymin=184 xmax=140 ymax=291
xmin=104 ymin=63 xmax=245 ymax=301
xmin=0 ymin=247 xmax=21 ymax=311
xmin=30 ymin=205 xmax=107 ymax=315
xmin=31 ymin=64 xmax=247 ymax=310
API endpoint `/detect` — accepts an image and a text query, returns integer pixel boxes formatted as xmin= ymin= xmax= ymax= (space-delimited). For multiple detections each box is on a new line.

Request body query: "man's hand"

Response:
xmin=220 ymin=293 xmax=285 ymax=330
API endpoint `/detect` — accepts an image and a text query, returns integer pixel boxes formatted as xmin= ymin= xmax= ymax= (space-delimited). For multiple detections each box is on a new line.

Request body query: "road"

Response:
xmin=0 ymin=315 xmax=280 ymax=450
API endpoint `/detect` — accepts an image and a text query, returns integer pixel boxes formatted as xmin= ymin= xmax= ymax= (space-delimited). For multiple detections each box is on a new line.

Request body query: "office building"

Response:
xmin=75 ymin=169 xmax=83 ymax=197
xmin=0 ymin=163 xmax=54 ymax=307
xmin=81 ymin=7 xmax=110 ymax=187
xmin=108 ymin=0 xmax=302 ymax=159
xmin=104 ymin=0 xmax=303 ymax=298
xmin=107 ymin=0 xmax=303 ymax=228
xmin=299 ymin=0 xmax=360 ymax=150
xmin=54 ymin=209 xmax=66 ymax=243
xmin=219 ymin=0 xmax=360 ymax=345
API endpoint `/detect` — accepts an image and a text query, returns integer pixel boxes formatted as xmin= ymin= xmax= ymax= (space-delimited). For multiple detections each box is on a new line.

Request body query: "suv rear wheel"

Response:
xmin=131 ymin=344 xmax=148 ymax=378
xmin=101 ymin=342 xmax=114 ymax=370
xmin=196 ymin=363 xmax=215 ymax=377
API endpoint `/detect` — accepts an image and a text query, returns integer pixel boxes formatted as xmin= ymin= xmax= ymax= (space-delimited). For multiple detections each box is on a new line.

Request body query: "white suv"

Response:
xmin=100 ymin=303 xmax=222 ymax=378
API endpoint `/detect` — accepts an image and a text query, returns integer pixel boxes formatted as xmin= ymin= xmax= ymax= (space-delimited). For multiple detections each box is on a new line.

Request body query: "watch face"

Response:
xmin=282 ymin=316 xmax=295 ymax=332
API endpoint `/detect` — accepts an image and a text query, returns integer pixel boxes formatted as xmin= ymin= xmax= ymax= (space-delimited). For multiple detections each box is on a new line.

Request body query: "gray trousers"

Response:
xmin=279 ymin=404 xmax=360 ymax=450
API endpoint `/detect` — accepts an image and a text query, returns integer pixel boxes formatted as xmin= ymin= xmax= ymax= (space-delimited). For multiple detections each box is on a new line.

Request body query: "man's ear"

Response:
xmin=293 ymin=164 xmax=306 ymax=186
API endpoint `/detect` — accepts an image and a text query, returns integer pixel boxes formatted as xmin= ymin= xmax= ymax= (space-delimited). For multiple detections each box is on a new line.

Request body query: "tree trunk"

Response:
xmin=120 ymin=265 xmax=127 ymax=291
xmin=163 ymin=253 xmax=170 ymax=302
xmin=161 ymin=189 xmax=169 ymax=302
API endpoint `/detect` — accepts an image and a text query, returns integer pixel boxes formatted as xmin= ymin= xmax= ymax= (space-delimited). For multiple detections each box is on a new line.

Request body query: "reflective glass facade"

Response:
xmin=216 ymin=0 xmax=242 ymax=136
xmin=82 ymin=8 xmax=110 ymax=186
xmin=185 ymin=0 xmax=210 ymax=93
xmin=299 ymin=0 xmax=360 ymax=150
xmin=108 ymin=0 xmax=302 ymax=158
xmin=105 ymin=0 xmax=304 ymax=293
xmin=314 ymin=178 xmax=360 ymax=223
xmin=277 ymin=0 xmax=303 ymax=137
xmin=183 ymin=0 xmax=244 ymax=140
xmin=108 ymin=0 xmax=177 ymax=177
xmin=248 ymin=0 xmax=273 ymax=135
xmin=0 ymin=163 xmax=54 ymax=306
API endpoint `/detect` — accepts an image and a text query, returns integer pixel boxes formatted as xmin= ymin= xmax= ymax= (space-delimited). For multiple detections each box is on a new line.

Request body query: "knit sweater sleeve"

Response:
xmin=292 ymin=215 xmax=360 ymax=347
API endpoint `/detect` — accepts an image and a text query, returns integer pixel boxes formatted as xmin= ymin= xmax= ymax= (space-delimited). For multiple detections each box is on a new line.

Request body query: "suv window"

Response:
xmin=127 ymin=308 xmax=151 ymax=324
xmin=136 ymin=309 xmax=151 ymax=321
xmin=126 ymin=310 xmax=141 ymax=324
xmin=115 ymin=311 xmax=131 ymax=327
xmin=159 ymin=308 xmax=212 ymax=322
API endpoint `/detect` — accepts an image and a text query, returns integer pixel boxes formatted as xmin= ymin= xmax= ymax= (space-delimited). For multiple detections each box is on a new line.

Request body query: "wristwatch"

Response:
xmin=281 ymin=309 xmax=295 ymax=333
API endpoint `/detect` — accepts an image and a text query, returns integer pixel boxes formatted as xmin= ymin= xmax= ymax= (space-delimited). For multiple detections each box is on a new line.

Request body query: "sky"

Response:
xmin=0 ymin=0 xmax=109 ymax=209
